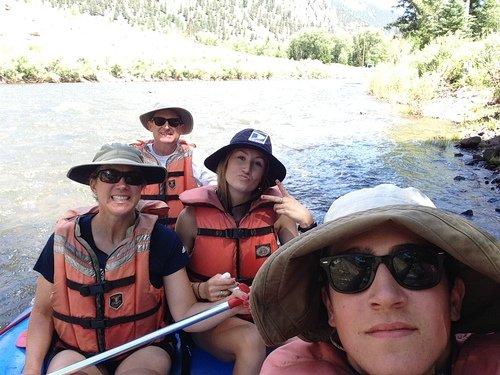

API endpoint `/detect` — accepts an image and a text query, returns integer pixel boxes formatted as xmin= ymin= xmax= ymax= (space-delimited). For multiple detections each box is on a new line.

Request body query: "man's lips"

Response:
xmin=365 ymin=322 xmax=417 ymax=338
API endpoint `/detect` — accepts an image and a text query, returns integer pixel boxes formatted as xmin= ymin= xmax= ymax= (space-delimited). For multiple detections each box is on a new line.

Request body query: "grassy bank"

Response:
xmin=369 ymin=33 xmax=499 ymax=117
xmin=368 ymin=33 xmax=499 ymax=151
xmin=0 ymin=55 xmax=332 ymax=83
xmin=0 ymin=0 xmax=335 ymax=83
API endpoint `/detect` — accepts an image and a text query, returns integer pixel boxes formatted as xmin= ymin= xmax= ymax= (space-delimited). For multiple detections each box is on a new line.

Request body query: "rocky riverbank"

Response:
xmin=407 ymin=87 xmax=500 ymax=209
xmin=452 ymin=98 xmax=500 ymax=203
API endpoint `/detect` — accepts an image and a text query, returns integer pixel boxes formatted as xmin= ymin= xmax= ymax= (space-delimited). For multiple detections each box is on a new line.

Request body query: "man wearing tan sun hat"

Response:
xmin=132 ymin=103 xmax=216 ymax=227
xmin=251 ymin=184 xmax=500 ymax=374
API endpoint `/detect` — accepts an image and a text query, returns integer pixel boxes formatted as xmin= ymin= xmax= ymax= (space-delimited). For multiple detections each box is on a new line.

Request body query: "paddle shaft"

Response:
xmin=47 ymin=298 xmax=241 ymax=375
xmin=0 ymin=307 xmax=32 ymax=336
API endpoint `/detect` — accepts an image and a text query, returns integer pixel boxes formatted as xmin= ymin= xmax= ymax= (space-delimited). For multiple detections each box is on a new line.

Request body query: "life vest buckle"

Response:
xmin=80 ymin=282 xmax=105 ymax=297
xmin=89 ymin=318 xmax=109 ymax=329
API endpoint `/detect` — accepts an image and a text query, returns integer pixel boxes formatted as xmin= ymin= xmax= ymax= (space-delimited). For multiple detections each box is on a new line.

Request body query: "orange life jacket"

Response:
xmin=132 ymin=140 xmax=197 ymax=227
xmin=52 ymin=200 xmax=168 ymax=355
xmin=180 ymin=186 xmax=281 ymax=283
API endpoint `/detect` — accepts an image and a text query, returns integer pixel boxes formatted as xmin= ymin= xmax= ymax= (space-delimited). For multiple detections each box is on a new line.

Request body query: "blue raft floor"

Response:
xmin=0 ymin=316 xmax=233 ymax=374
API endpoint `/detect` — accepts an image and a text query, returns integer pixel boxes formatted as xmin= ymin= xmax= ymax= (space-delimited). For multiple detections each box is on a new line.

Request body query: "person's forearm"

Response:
xmin=182 ymin=300 xmax=238 ymax=332
xmin=24 ymin=310 xmax=54 ymax=374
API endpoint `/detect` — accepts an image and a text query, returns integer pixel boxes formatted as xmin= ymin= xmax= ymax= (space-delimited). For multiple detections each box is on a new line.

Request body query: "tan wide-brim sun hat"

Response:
xmin=139 ymin=103 xmax=193 ymax=135
xmin=67 ymin=143 xmax=166 ymax=185
xmin=251 ymin=184 xmax=500 ymax=346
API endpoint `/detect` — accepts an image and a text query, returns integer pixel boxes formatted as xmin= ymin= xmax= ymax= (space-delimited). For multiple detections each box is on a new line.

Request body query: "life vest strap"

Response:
xmin=197 ymin=226 xmax=274 ymax=239
xmin=53 ymin=300 xmax=162 ymax=329
xmin=66 ymin=276 xmax=136 ymax=297
xmin=141 ymin=194 xmax=180 ymax=202
xmin=167 ymin=171 xmax=184 ymax=177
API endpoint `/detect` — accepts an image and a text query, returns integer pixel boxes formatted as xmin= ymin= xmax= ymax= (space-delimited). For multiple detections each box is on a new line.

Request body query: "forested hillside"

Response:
xmin=41 ymin=0 xmax=395 ymax=43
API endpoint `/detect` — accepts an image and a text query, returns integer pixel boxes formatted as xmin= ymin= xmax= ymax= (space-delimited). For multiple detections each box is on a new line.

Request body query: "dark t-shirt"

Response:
xmin=34 ymin=214 xmax=189 ymax=288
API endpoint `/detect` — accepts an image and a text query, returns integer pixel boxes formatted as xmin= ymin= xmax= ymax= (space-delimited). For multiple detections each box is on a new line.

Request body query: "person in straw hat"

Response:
xmin=251 ymin=184 xmax=499 ymax=375
xmin=24 ymin=143 xmax=249 ymax=375
xmin=176 ymin=128 xmax=315 ymax=374
xmin=132 ymin=104 xmax=216 ymax=228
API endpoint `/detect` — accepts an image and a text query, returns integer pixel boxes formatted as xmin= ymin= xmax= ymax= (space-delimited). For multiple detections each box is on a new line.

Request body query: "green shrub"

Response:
xmin=288 ymin=30 xmax=334 ymax=63
xmin=110 ymin=64 xmax=124 ymax=78
xmin=350 ymin=31 xmax=388 ymax=67
xmin=14 ymin=57 xmax=42 ymax=83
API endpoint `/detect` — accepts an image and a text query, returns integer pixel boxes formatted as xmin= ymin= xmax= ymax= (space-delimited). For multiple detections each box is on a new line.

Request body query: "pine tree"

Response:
xmin=470 ymin=0 xmax=500 ymax=38
xmin=437 ymin=0 xmax=468 ymax=37
xmin=388 ymin=0 xmax=444 ymax=47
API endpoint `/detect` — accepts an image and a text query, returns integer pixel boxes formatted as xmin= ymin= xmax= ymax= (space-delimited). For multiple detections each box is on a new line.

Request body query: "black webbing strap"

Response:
xmin=168 ymin=171 xmax=184 ymax=177
xmin=141 ymin=194 xmax=180 ymax=202
xmin=53 ymin=300 xmax=162 ymax=330
xmin=197 ymin=226 xmax=274 ymax=239
xmin=66 ymin=276 xmax=135 ymax=297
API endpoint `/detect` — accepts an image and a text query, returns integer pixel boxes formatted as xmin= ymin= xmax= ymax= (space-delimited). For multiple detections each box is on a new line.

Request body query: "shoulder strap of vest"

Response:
xmin=131 ymin=139 xmax=152 ymax=149
xmin=179 ymin=186 xmax=224 ymax=211
xmin=136 ymin=200 xmax=169 ymax=217
xmin=59 ymin=206 xmax=99 ymax=222
xmin=197 ymin=226 xmax=274 ymax=239
xmin=179 ymin=139 xmax=196 ymax=149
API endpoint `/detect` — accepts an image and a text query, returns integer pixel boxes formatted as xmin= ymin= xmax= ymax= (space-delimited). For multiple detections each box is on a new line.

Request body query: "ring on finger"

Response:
xmin=219 ymin=290 xmax=224 ymax=297
xmin=280 ymin=197 xmax=284 ymax=204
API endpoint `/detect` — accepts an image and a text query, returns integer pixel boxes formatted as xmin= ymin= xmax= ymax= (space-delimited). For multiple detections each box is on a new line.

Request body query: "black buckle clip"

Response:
xmin=89 ymin=318 xmax=109 ymax=329
xmin=80 ymin=282 xmax=105 ymax=297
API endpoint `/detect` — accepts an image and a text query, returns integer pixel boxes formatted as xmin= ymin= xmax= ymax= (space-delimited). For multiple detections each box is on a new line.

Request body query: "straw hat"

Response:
xmin=204 ymin=128 xmax=286 ymax=184
xmin=251 ymin=184 xmax=500 ymax=345
xmin=139 ymin=103 xmax=193 ymax=135
xmin=67 ymin=143 xmax=166 ymax=185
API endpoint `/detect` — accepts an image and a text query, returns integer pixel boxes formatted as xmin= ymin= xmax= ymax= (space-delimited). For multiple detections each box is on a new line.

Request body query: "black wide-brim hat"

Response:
xmin=204 ymin=128 xmax=286 ymax=184
xmin=67 ymin=143 xmax=166 ymax=185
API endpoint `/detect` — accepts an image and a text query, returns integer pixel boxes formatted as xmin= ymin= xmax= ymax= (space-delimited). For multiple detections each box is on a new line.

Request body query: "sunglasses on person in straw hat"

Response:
xmin=139 ymin=104 xmax=193 ymax=135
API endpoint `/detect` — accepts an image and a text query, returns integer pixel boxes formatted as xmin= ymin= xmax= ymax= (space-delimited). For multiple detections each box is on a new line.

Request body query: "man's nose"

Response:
xmin=367 ymin=265 xmax=407 ymax=310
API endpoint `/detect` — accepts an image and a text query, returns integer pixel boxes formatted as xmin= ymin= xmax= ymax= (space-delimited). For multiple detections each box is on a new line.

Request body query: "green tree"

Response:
xmin=388 ymin=0 xmax=444 ymax=47
xmin=330 ymin=35 xmax=352 ymax=65
xmin=287 ymin=31 xmax=333 ymax=63
xmin=350 ymin=31 xmax=388 ymax=67
xmin=470 ymin=0 xmax=500 ymax=38
xmin=436 ymin=0 xmax=468 ymax=36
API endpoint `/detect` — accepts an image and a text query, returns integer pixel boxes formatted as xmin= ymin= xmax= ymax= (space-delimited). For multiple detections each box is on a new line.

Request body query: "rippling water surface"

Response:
xmin=1 ymin=76 xmax=498 ymax=327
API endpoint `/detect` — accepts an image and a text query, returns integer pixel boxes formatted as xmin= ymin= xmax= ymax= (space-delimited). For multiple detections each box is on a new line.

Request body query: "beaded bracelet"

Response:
xmin=298 ymin=221 xmax=317 ymax=233
xmin=196 ymin=282 xmax=203 ymax=300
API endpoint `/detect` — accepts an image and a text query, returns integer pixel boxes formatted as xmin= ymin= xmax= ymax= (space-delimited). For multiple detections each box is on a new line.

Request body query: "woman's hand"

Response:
xmin=261 ymin=180 xmax=314 ymax=228
xmin=230 ymin=285 xmax=251 ymax=315
xmin=200 ymin=273 xmax=238 ymax=302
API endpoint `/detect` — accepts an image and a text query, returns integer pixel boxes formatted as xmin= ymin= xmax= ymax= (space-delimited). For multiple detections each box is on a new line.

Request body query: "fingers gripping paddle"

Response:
xmin=47 ymin=297 xmax=245 ymax=375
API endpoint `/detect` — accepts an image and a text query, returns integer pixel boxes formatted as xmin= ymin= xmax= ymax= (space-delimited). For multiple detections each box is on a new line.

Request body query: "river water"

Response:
xmin=1 ymin=75 xmax=498 ymax=327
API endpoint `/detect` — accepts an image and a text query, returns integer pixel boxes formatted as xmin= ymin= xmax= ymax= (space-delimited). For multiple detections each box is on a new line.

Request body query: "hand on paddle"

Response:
xmin=201 ymin=272 xmax=239 ymax=302
xmin=261 ymin=180 xmax=315 ymax=229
